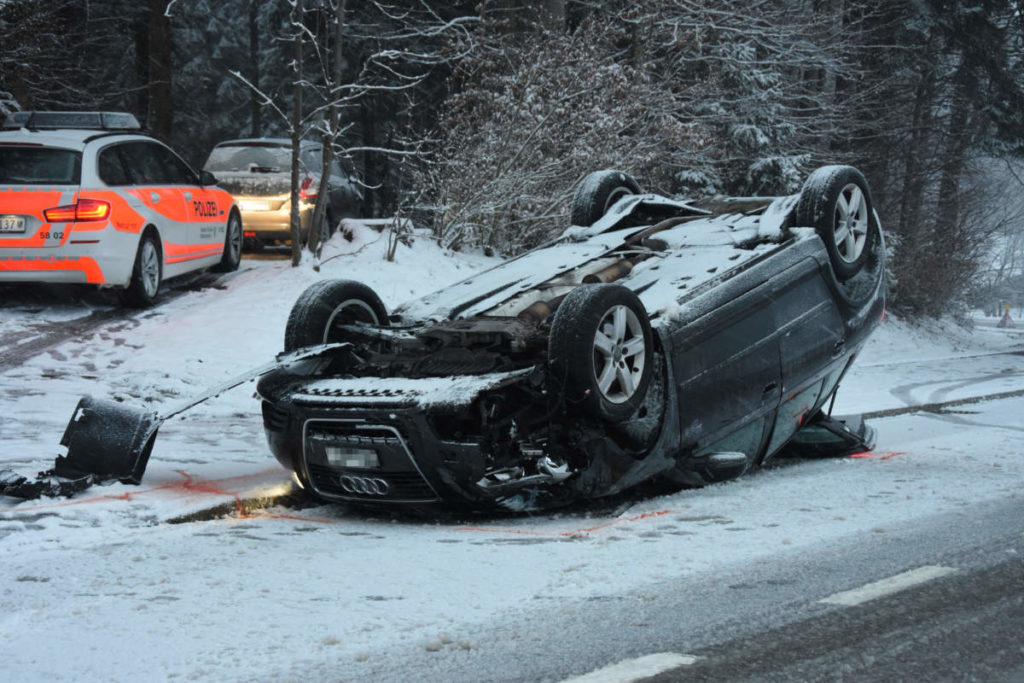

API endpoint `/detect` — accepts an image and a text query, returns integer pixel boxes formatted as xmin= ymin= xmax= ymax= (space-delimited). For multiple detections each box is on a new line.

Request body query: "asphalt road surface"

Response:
xmin=349 ymin=495 xmax=1024 ymax=683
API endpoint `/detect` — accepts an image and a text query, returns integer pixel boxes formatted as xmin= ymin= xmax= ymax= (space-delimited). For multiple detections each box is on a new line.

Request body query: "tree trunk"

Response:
xmin=360 ymin=94 xmax=376 ymax=218
xmin=307 ymin=0 xmax=346 ymax=257
xmin=134 ymin=8 xmax=150 ymax=123
xmin=933 ymin=60 xmax=974 ymax=245
xmin=898 ymin=63 xmax=936 ymax=253
xmin=539 ymin=0 xmax=565 ymax=32
xmin=289 ymin=0 xmax=304 ymax=267
xmin=147 ymin=0 xmax=172 ymax=142
xmin=248 ymin=0 xmax=261 ymax=138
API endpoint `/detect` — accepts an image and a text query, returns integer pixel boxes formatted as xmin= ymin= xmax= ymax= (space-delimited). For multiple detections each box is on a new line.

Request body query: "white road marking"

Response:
xmin=819 ymin=565 xmax=958 ymax=607
xmin=560 ymin=653 xmax=699 ymax=683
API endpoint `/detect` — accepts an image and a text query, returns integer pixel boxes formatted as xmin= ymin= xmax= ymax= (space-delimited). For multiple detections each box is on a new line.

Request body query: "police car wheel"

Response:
xmin=122 ymin=232 xmax=162 ymax=307
xmin=213 ymin=211 xmax=242 ymax=272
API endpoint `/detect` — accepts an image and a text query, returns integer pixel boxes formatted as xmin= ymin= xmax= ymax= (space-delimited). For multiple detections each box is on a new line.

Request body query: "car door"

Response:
xmin=117 ymin=141 xmax=191 ymax=256
xmin=163 ymin=148 xmax=225 ymax=258
xmin=763 ymin=257 xmax=846 ymax=458
xmin=669 ymin=277 xmax=782 ymax=463
xmin=327 ymin=159 xmax=360 ymax=217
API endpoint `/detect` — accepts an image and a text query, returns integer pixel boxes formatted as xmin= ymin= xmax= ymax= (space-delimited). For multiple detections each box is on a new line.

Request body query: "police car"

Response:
xmin=0 ymin=111 xmax=241 ymax=306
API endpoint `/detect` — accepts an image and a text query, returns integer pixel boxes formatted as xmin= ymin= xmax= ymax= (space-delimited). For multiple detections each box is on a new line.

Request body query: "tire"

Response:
xmin=793 ymin=165 xmax=879 ymax=281
xmin=212 ymin=210 xmax=242 ymax=273
xmin=571 ymin=170 xmax=642 ymax=227
xmin=284 ymin=280 xmax=389 ymax=352
xmin=121 ymin=231 xmax=162 ymax=307
xmin=549 ymin=283 xmax=653 ymax=422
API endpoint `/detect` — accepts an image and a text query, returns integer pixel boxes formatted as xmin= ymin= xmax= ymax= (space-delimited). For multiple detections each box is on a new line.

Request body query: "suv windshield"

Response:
xmin=204 ymin=144 xmax=293 ymax=173
xmin=0 ymin=147 xmax=81 ymax=184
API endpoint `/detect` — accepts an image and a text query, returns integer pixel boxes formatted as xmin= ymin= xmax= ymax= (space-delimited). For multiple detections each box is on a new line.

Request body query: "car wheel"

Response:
xmin=284 ymin=279 xmax=389 ymax=352
xmin=549 ymin=283 xmax=653 ymax=422
xmin=213 ymin=210 xmax=242 ymax=273
xmin=571 ymin=170 xmax=642 ymax=227
xmin=121 ymin=231 xmax=162 ymax=307
xmin=794 ymin=165 xmax=879 ymax=281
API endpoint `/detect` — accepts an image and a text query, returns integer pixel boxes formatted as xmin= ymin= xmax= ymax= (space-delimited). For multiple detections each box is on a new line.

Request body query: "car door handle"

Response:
xmin=184 ymin=191 xmax=193 ymax=201
xmin=763 ymin=382 xmax=778 ymax=394
xmin=149 ymin=192 xmax=161 ymax=203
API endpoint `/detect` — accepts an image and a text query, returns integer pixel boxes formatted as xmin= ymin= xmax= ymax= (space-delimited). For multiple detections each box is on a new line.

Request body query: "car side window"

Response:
xmin=118 ymin=142 xmax=166 ymax=185
xmin=117 ymin=141 xmax=196 ymax=186
xmin=97 ymin=146 xmax=130 ymax=186
xmin=158 ymin=146 xmax=198 ymax=185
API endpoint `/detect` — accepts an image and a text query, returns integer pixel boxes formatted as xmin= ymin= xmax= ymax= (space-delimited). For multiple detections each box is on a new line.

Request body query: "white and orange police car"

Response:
xmin=0 ymin=111 xmax=241 ymax=306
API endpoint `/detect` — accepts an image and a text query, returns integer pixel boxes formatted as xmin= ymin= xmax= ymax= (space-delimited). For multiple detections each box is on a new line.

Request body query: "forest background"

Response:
xmin=2 ymin=0 xmax=1024 ymax=316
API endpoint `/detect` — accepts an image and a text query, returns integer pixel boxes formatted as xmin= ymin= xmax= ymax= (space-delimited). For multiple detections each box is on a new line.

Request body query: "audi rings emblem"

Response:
xmin=339 ymin=474 xmax=390 ymax=496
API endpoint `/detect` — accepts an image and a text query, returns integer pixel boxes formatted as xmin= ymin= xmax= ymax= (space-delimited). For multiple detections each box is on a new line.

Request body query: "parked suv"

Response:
xmin=202 ymin=138 xmax=361 ymax=251
xmin=0 ymin=111 xmax=241 ymax=306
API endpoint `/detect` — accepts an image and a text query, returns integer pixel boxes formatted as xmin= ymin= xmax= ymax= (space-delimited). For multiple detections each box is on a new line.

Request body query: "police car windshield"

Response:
xmin=204 ymin=145 xmax=291 ymax=173
xmin=0 ymin=147 xmax=81 ymax=185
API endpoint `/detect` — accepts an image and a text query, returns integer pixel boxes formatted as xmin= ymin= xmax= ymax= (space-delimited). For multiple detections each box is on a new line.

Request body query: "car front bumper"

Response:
xmin=258 ymin=368 xmax=539 ymax=506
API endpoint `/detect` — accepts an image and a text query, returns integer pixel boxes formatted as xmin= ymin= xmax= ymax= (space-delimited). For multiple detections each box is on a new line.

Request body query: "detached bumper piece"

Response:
xmin=1 ymin=396 xmax=161 ymax=501
xmin=784 ymin=413 xmax=877 ymax=458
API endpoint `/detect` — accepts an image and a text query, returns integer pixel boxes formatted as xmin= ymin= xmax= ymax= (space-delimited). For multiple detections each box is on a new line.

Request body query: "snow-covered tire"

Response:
xmin=212 ymin=210 xmax=242 ymax=273
xmin=571 ymin=170 xmax=642 ymax=227
xmin=121 ymin=230 xmax=162 ymax=307
xmin=794 ymin=165 xmax=879 ymax=281
xmin=284 ymin=280 xmax=389 ymax=352
xmin=548 ymin=284 xmax=652 ymax=422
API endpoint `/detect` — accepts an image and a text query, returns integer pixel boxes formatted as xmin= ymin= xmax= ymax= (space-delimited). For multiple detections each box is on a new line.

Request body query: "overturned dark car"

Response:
xmin=257 ymin=165 xmax=886 ymax=509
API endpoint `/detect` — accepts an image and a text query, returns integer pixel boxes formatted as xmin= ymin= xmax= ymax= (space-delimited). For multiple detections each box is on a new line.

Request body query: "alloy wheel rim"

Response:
xmin=833 ymin=183 xmax=869 ymax=264
xmin=141 ymin=240 xmax=160 ymax=298
xmin=323 ymin=299 xmax=379 ymax=344
xmin=592 ymin=304 xmax=645 ymax=403
xmin=228 ymin=215 xmax=241 ymax=264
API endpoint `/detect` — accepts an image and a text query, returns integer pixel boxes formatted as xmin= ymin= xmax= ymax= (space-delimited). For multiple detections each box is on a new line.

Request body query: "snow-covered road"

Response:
xmin=1 ymin=227 xmax=1022 ymax=681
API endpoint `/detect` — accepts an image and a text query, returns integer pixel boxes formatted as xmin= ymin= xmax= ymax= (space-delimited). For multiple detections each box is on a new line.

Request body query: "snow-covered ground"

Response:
xmin=1 ymin=225 xmax=1022 ymax=681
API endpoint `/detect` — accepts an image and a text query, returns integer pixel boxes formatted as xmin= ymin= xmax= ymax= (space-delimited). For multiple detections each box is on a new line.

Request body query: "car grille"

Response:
xmin=307 ymin=464 xmax=436 ymax=501
xmin=303 ymin=420 xmax=439 ymax=503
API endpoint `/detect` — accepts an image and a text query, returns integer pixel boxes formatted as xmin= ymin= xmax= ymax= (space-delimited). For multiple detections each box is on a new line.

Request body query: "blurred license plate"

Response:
xmin=325 ymin=446 xmax=380 ymax=469
xmin=239 ymin=200 xmax=270 ymax=211
xmin=0 ymin=215 xmax=26 ymax=233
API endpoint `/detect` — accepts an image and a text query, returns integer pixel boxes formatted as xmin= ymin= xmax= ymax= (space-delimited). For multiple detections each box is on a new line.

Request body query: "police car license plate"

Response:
xmin=0 ymin=215 xmax=26 ymax=233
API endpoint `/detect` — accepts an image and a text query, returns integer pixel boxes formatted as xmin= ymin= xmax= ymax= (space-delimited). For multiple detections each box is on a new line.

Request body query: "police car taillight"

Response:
xmin=44 ymin=199 xmax=111 ymax=222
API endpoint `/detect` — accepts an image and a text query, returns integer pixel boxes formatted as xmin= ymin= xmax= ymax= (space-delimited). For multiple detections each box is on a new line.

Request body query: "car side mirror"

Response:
xmin=199 ymin=170 xmax=217 ymax=186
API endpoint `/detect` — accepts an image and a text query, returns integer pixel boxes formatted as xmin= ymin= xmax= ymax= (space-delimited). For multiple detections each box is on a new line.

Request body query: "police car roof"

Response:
xmin=0 ymin=128 xmax=148 ymax=151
